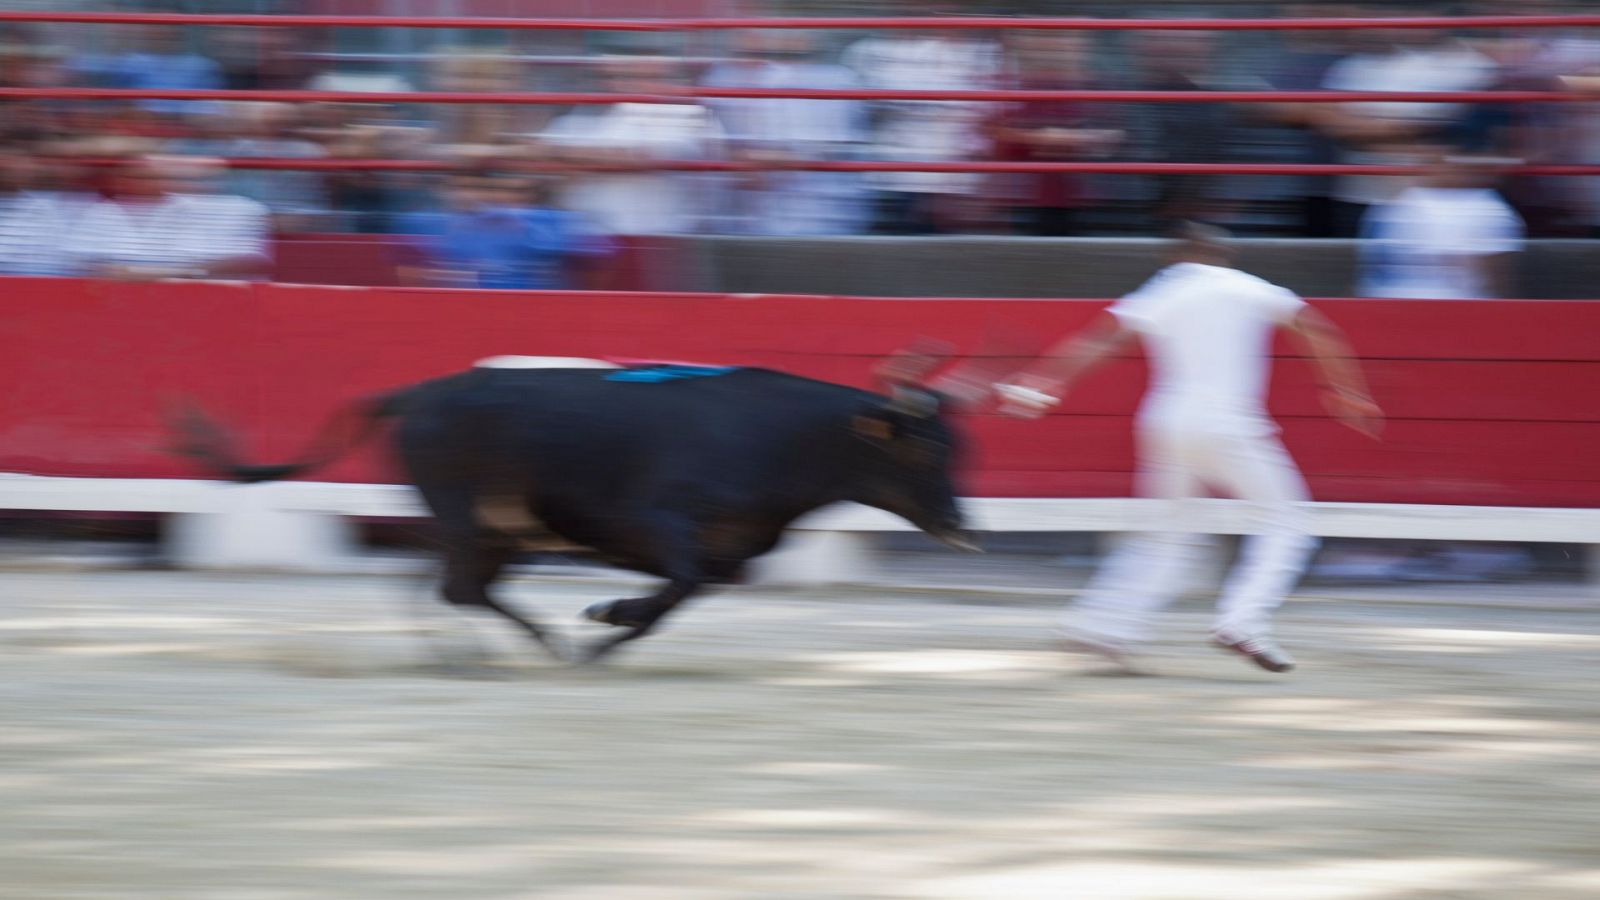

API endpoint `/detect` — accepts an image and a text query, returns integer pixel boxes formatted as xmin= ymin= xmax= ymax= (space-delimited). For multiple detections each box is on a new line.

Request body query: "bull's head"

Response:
xmin=850 ymin=342 xmax=980 ymax=553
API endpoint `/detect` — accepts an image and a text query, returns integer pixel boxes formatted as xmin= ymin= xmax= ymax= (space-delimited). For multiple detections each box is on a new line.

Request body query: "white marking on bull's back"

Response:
xmin=473 ymin=356 xmax=621 ymax=370
xmin=467 ymin=353 xmax=617 ymax=368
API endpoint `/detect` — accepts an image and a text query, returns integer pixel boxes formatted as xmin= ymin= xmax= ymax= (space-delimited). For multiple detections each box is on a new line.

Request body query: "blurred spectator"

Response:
xmin=701 ymin=30 xmax=871 ymax=235
xmin=167 ymin=102 xmax=331 ymax=231
xmin=1 ymin=26 xmax=68 ymax=89
xmin=303 ymin=103 xmax=433 ymax=233
xmin=541 ymin=56 xmax=724 ymax=235
xmin=1 ymin=26 xmax=79 ymax=152
xmin=0 ymin=151 xmax=85 ymax=276
xmin=1260 ymin=4 xmax=1363 ymax=237
xmin=1314 ymin=10 xmax=1497 ymax=234
xmin=841 ymin=5 xmax=1003 ymax=234
xmin=1567 ymin=68 xmax=1600 ymax=237
xmin=1127 ymin=30 xmax=1232 ymax=229
xmin=211 ymin=27 xmax=316 ymax=91
xmin=987 ymin=31 xmax=1121 ymax=237
xmin=1357 ymin=151 xmax=1524 ymax=299
xmin=1507 ymin=10 xmax=1600 ymax=236
xmin=398 ymin=172 xmax=610 ymax=290
xmin=429 ymin=49 xmax=548 ymax=164
xmin=1445 ymin=13 xmax=1593 ymax=235
xmin=69 ymin=156 xmax=270 ymax=281
xmin=72 ymin=25 xmax=224 ymax=118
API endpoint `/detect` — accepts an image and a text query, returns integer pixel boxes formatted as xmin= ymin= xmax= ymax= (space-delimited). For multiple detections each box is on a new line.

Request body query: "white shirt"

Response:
xmin=1358 ymin=186 xmax=1523 ymax=299
xmin=0 ymin=191 xmax=87 ymax=276
xmin=700 ymin=59 xmax=868 ymax=147
xmin=1109 ymin=263 xmax=1306 ymax=430
xmin=542 ymin=103 xmax=724 ymax=235
xmin=1320 ymin=44 xmax=1495 ymax=205
xmin=68 ymin=193 xmax=270 ymax=275
xmin=699 ymin=60 xmax=872 ymax=236
xmin=841 ymin=35 xmax=1002 ymax=194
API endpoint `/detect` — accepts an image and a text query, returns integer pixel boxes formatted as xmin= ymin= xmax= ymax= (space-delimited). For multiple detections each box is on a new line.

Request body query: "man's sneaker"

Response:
xmin=1211 ymin=631 xmax=1296 ymax=673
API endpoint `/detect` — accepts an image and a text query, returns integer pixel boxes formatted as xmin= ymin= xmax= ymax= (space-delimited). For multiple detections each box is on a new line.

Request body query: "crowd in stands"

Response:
xmin=0 ymin=5 xmax=1595 ymax=295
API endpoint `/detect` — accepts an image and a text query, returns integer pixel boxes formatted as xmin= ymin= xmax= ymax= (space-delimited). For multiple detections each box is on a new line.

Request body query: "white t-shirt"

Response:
xmin=1357 ymin=187 xmax=1524 ymax=299
xmin=541 ymin=103 xmax=724 ymax=235
xmin=1320 ymin=45 xmax=1496 ymax=205
xmin=841 ymin=35 xmax=1002 ymax=194
xmin=0 ymin=191 xmax=87 ymax=276
xmin=1109 ymin=262 xmax=1306 ymax=430
xmin=68 ymin=193 xmax=270 ymax=275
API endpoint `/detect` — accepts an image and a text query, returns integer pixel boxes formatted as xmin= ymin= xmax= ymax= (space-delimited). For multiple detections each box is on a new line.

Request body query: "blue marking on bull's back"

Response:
xmin=604 ymin=365 xmax=739 ymax=383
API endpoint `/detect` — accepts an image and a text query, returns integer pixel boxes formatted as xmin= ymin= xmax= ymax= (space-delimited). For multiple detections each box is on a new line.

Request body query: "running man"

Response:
xmin=997 ymin=222 xmax=1382 ymax=672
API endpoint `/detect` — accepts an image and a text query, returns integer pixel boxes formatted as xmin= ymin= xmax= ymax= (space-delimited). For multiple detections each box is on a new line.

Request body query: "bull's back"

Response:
xmin=393 ymin=367 xmax=871 ymax=498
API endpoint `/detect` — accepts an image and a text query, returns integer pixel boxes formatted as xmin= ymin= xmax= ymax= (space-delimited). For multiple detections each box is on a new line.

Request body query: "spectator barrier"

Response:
xmin=2 ymin=279 xmax=1594 ymax=506
xmin=0 ymin=277 xmax=1595 ymax=579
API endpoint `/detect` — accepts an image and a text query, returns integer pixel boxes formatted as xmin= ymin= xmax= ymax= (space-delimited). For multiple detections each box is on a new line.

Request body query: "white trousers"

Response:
xmin=1066 ymin=419 xmax=1318 ymax=644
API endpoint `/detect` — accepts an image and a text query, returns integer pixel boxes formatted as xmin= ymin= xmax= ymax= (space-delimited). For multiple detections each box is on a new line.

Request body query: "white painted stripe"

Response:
xmin=1 ymin=474 xmax=1597 ymax=543
xmin=473 ymin=356 xmax=621 ymax=370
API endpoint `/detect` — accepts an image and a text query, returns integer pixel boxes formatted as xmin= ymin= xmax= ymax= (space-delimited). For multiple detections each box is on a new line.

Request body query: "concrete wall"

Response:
xmin=681 ymin=237 xmax=1597 ymax=299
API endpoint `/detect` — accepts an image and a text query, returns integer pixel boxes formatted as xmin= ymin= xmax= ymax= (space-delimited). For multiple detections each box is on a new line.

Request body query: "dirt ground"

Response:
xmin=1 ymin=569 xmax=1598 ymax=900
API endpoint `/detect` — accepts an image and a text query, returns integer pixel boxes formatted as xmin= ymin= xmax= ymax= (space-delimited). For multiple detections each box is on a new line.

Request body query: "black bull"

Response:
xmin=172 ymin=364 xmax=977 ymax=661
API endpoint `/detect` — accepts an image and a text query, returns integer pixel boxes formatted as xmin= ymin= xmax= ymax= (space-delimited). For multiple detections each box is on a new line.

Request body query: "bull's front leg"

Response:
xmin=579 ymin=575 xmax=703 ymax=663
xmin=578 ymin=511 xmax=705 ymax=662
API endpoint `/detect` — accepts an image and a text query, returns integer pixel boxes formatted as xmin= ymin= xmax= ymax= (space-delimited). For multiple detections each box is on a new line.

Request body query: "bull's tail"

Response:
xmin=168 ymin=389 xmax=412 ymax=484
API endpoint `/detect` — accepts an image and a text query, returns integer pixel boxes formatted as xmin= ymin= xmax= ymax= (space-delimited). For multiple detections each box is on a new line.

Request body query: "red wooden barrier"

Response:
xmin=0 ymin=278 xmax=1595 ymax=507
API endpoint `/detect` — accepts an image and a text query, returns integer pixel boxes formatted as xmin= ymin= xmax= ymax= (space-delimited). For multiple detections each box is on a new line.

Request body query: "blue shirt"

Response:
xmin=76 ymin=52 xmax=224 ymax=115
xmin=403 ymin=206 xmax=611 ymax=291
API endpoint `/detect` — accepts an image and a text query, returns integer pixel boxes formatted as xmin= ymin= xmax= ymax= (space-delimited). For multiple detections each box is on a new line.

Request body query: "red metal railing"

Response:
xmin=7 ymin=10 xmax=1593 ymax=178
xmin=0 ymin=87 xmax=1584 ymax=105
xmin=1 ymin=11 xmax=1598 ymax=31
xmin=63 ymin=158 xmax=1600 ymax=177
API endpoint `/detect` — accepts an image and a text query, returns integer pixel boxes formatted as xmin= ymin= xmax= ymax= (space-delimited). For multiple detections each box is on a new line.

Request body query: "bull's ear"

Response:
xmin=852 ymin=414 xmax=895 ymax=442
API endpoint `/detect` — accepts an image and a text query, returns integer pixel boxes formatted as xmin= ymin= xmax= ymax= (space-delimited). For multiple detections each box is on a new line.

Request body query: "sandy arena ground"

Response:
xmin=1 ymin=569 xmax=1598 ymax=900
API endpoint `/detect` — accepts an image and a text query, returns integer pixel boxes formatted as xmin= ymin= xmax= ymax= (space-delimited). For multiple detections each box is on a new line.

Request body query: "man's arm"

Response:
xmin=997 ymin=311 xmax=1135 ymax=418
xmin=1283 ymin=305 xmax=1384 ymax=439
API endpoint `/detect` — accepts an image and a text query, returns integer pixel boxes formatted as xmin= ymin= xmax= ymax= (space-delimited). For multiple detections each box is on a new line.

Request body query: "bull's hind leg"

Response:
xmin=416 ymin=482 xmax=565 ymax=663
xmin=438 ymin=538 xmax=565 ymax=660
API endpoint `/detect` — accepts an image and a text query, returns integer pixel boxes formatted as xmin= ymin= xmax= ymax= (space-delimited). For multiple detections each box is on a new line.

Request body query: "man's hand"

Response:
xmin=1322 ymin=386 xmax=1384 ymax=440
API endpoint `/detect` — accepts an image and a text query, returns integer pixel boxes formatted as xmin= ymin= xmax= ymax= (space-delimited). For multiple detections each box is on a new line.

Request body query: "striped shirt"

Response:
xmin=68 ymin=193 xmax=270 ymax=276
xmin=0 ymin=191 xmax=90 ymax=276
